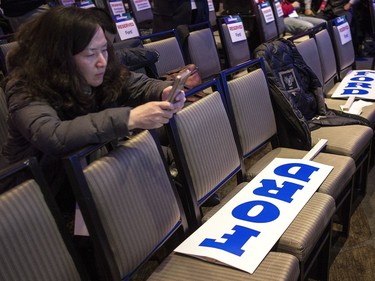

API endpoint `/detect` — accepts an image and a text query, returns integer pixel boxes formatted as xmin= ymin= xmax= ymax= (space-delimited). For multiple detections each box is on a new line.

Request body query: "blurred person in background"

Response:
xmin=152 ymin=0 xmax=209 ymax=33
xmin=0 ymin=0 xmax=50 ymax=32
xmin=282 ymin=0 xmax=326 ymax=34
xmin=315 ymin=0 xmax=358 ymax=24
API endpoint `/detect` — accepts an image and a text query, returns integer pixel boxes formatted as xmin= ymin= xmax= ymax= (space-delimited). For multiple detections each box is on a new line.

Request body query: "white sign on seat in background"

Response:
xmin=133 ymin=0 xmax=151 ymax=11
xmin=175 ymin=158 xmax=333 ymax=274
xmin=115 ymin=14 xmax=140 ymax=40
xmin=225 ymin=15 xmax=246 ymax=43
xmin=260 ymin=1 xmax=275 ymax=23
xmin=334 ymin=15 xmax=351 ymax=45
xmin=332 ymin=70 xmax=375 ymax=100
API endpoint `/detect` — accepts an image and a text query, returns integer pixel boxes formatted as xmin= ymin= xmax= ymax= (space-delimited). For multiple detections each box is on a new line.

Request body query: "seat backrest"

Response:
xmin=113 ymin=40 xmax=159 ymax=77
xmin=167 ymin=79 xmax=241 ymax=227
xmin=64 ymin=130 xmax=187 ymax=280
xmin=294 ymin=37 xmax=324 ymax=85
xmin=250 ymin=0 xmax=278 ymax=43
xmin=370 ymin=0 xmax=375 ymax=35
xmin=0 ymin=88 xmax=8 ymax=150
xmin=270 ymin=0 xmax=286 ymax=37
xmin=314 ymin=28 xmax=339 ymax=93
xmin=220 ymin=59 xmax=278 ymax=158
xmin=208 ymin=3 xmax=217 ymax=29
xmin=128 ymin=0 xmax=153 ymax=25
xmin=0 ymin=158 xmax=86 ymax=281
xmin=331 ymin=24 xmax=355 ymax=80
xmin=0 ymin=41 xmax=17 ymax=75
xmin=142 ymin=30 xmax=186 ymax=76
xmin=187 ymin=23 xmax=222 ymax=81
xmin=103 ymin=0 xmax=141 ymax=42
xmin=217 ymin=16 xmax=251 ymax=69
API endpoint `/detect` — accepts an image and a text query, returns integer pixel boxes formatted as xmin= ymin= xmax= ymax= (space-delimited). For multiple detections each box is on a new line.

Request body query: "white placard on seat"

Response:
xmin=331 ymin=70 xmax=375 ymax=100
xmin=175 ymin=158 xmax=333 ymax=274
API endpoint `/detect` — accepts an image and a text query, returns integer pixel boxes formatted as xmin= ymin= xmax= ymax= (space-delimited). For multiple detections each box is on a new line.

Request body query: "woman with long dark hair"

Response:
xmin=1 ymin=6 xmax=185 ymax=210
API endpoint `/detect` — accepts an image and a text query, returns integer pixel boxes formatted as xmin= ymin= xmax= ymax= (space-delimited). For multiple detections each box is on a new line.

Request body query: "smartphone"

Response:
xmin=167 ymin=69 xmax=191 ymax=103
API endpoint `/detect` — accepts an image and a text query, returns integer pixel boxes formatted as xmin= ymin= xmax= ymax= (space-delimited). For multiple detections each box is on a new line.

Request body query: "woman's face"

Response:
xmin=74 ymin=27 xmax=108 ymax=87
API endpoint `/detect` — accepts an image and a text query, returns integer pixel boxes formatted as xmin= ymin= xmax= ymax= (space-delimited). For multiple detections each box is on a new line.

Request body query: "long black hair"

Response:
xmin=6 ymin=6 xmax=129 ymax=119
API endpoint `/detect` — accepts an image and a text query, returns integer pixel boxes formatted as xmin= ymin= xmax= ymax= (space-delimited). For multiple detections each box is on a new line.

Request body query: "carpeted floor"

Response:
xmin=329 ymin=164 xmax=375 ymax=281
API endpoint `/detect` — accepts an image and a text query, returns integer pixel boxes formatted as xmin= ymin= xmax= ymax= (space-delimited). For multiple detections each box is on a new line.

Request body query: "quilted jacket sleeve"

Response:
xmin=6 ymin=98 xmax=131 ymax=157
xmin=120 ymin=71 xmax=170 ymax=106
xmin=3 ymin=73 xmax=170 ymax=159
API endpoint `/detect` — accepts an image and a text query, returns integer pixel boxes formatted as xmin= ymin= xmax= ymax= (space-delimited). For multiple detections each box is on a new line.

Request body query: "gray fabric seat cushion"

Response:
xmin=202 ymin=182 xmax=248 ymax=222
xmin=148 ymin=251 xmax=300 ymax=281
xmin=325 ymin=82 xmax=340 ymax=99
xmin=246 ymin=147 xmax=356 ymax=200
xmin=275 ymin=192 xmax=335 ymax=261
xmin=311 ymin=125 xmax=373 ymax=161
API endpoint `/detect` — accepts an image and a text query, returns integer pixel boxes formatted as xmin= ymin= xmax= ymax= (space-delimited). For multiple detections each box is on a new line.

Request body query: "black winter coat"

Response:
xmin=254 ymin=38 xmax=369 ymax=150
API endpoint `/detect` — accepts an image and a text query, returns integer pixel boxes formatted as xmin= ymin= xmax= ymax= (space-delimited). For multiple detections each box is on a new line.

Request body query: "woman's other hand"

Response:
xmin=161 ymin=86 xmax=186 ymax=113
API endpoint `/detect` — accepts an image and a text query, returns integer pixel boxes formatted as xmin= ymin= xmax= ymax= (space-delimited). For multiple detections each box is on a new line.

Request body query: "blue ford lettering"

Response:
xmin=199 ymin=225 xmax=260 ymax=256
xmin=199 ymin=162 xmax=321 ymax=256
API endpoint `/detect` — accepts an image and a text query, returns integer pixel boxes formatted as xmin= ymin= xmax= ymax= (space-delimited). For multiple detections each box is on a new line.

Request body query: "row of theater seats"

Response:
xmin=1 ymin=52 xmax=373 ymax=280
xmin=0 ymin=8 xmax=374 ymax=281
xmin=133 ymin=13 xmax=374 ymax=214
xmin=142 ymin=14 xmax=375 ymax=195
xmin=289 ymin=23 xmax=375 ymax=182
xmin=0 ymin=21 xmax=220 ymax=81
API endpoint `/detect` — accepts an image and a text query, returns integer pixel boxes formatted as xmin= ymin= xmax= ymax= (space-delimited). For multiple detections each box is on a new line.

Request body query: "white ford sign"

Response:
xmin=175 ymin=158 xmax=333 ymax=274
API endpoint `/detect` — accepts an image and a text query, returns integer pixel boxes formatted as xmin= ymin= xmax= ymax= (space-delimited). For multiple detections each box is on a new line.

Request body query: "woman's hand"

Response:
xmin=128 ymin=101 xmax=174 ymax=130
xmin=292 ymin=1 xmax=301 ymax=11
xmin=304 ymin=9 xmax=315 ymax=16
xmin=161 ymin=85 xmax=186 ymax=113
xmin=128 ymin=86 xmax=187 ymax=130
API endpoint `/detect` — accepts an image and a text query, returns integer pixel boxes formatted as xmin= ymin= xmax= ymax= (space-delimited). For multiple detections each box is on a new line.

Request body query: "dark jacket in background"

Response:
xmin=223 ymin=0 xmax=251 ymax=14
xmin=0 ymin=0 xmax=46 ymax=17
xmin=152 ymin=0 xmax=209 ymax=33
xmin=254 ymin=38 xmax=369 ymax=150
xmin=315 ymin=0 xmax=355 ymax=24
